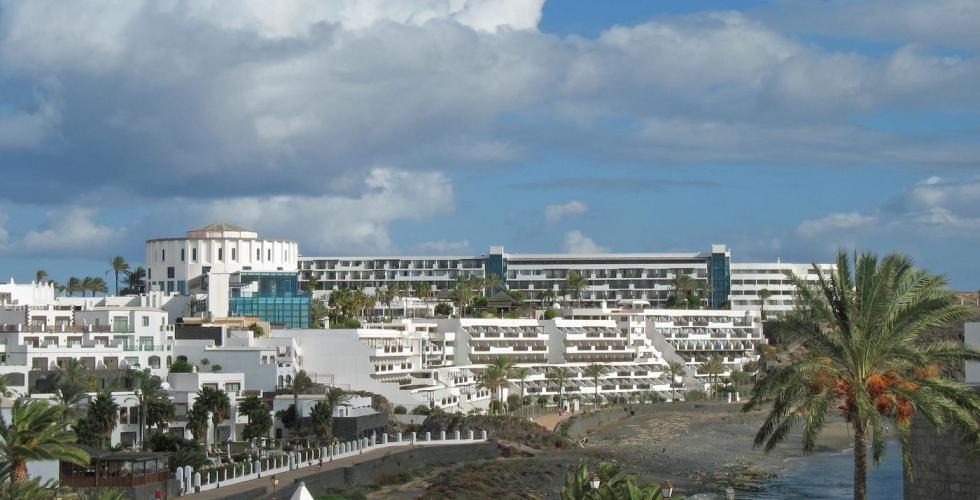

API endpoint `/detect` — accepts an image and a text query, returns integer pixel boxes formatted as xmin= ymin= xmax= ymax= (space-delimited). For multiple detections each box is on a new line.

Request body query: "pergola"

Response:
xmin=61 ymin=446 xmax=173 ymax=488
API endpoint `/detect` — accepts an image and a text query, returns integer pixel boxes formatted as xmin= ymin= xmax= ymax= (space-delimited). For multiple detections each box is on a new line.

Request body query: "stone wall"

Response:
xmin=904 ymin=411 xmax=980 ymax=500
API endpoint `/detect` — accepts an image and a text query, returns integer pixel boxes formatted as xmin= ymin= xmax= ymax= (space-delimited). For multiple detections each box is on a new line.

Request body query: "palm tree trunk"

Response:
xmin=594 ymin=379 xmax=599 ymax=410
xmin=853 ymin=421 xmax=869 ymax=500
xmin=12 ymin=460 xmax=29 ymax=482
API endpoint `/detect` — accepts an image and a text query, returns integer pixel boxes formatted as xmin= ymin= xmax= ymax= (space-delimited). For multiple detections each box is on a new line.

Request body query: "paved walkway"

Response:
xmin=187 ymin=443 xmax=458 ymax=499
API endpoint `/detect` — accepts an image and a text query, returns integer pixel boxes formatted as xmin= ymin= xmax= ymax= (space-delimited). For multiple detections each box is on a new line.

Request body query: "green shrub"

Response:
xmin=685 ymin=390 xmax=708 ymax=401
xmin=543 ymin=309 xmax=558 ymax=319
xmin=393 ymin=405 xmax=407 ymax=415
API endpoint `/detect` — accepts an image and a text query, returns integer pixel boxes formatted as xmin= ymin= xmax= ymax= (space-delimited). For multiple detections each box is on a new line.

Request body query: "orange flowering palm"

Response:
xmin=744 ymin=250 xmax=980 ymax=500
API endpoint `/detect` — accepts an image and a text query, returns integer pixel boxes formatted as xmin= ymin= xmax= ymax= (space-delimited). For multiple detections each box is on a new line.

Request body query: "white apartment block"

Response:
xmin=646 ymin=308 xmax=765 ymax=381
xmin=145 ymin=223 xmax=298 ymax=295
xmin=168 ymin=372 xmax=247 ymax=447
xmin=730 ymin=262 xmax=835 ymax=317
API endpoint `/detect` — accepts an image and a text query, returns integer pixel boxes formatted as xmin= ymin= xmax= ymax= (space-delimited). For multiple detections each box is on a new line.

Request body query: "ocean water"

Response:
xmin=745 ymin=441 xmax=903 ymax=499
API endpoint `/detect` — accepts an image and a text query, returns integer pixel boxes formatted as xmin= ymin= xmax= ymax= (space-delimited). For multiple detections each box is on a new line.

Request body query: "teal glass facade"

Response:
xmin=709 ymin=250 xmax=731 ymax=308
xmin=229 ymin=272 xmax=309 ymax=328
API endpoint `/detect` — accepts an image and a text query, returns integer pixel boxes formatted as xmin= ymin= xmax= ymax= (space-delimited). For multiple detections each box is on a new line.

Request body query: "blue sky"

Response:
xmin=0 ymin=0 xmax=979 ymax=289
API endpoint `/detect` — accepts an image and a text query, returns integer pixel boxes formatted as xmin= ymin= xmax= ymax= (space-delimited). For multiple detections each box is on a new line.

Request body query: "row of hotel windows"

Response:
xmin=159 ymin=247 xmax=289 ymax=263
xmin=375 ymin=362 xmax=413 ymax=372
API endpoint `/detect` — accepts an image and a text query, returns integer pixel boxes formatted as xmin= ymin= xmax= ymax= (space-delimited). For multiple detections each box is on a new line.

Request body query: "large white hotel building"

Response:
xmin=299 ymin=244 xmax=831 ymax=317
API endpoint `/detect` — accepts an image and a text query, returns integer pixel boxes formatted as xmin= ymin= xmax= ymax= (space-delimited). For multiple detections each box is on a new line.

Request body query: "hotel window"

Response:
xmin=256 ymin=248 xmax=261 ymax=261
xmin=232 ymin=248 xmax=237 ymax=261
xmin=180 ymin=248 xmax=185 ymax=262
xmin=218 ymin=248 xmax=223 ymax=261
xmin=148 ymin=268 xmax=152 ymax=280
xmin=142 ymin=317 xmax=149 ymax=327
xmin=268 ymin=249 xmax=272 ymax=261
xmin=167 ymin=267 xmax=175 ymax=279
xmin=161 ymin=249 xmax=165 ymax=261
xmin=192 ymin=248 xmax=198 ymax=262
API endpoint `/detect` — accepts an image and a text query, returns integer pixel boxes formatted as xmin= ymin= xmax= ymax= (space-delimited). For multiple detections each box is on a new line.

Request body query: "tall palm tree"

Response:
xmin=131 ymin=370 xmax=173 ymax=445
xmin=700 ymin=355 xmax=725 ymax=399
xmin=107 ymin=256 xmax=129 ymax=295
xmin=451 ymin=280 xmax=475 ymax=318
xmin=124 ymin=267 xmax=146 ymax=294
xmin=66 ymin=277 xmax=82 ymax=297
xmin=757 ymin=288 xmax=774 ymax=320
xmin=415 ymin=282 xmax=433 ymax=301
xmin=547 ymin=367 xmax=572 ymax=411
xmin=483 ymin=274 xmax=502 ymax=296
xmin=745 ymin=250 xmax=980 ymax=500
xmin=81 ymin=277 xmax=94 ymax=297
xmin=665 ymin=361 xmax=687 ymax=402
xmin=196 ymin=386 xmax=230 ymax=446
xmin=0 ymin=399 xmax=89 ymax=481
xmin=582 ymin=363 xmax=608 ymax=410
xmin=310 ymin=387 xmax=351 ymax=444
xmin=58 ymin=359 xmax=97 ymax=404
xmin=34 ymin=269 xmax=47 ymax=284
xmin=85 ymin=391 xmax=120 ymax=449
xmin=90 ymin=277 xmax=109 ymax=296
xmin=303 ymin=274 xmax=320 ymax=295
xmin=479 ymin=365 xmax=508 ymax=415
xmin=670 ymin=274 xmax=697 ymax=308
xmin=565 ymin=272 xmax=588 ymax=307
xmin=186 ymin=403 xmax=210 ymax=442
xmin=509 ymin=367 xmax=530 ymax=415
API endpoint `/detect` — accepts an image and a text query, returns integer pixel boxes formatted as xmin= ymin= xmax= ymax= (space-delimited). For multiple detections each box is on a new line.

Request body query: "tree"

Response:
xmin=547 ymin=367 xmax=572 ymax=411
xmin=195 ymin=386 xmax=230 ymax=447
xmin=239 ymin=396 xmax=272 ymax=441
xmin=434 ymin=303 xmax=453 ymax=317
xmin=757 ymin=288 xmax=774 ymax=320
xmin=451 ymin=280 xmax=476 ymax=317
xmin=538 ymin=289 xmax=556 ymax=309
xmin=66 ymin=277 xmax=82 ymax=297
xmin=583 ymin=363 xmax=608 ymax=410
xmin=186 ymin=404 xmax=210 ymax=442
xmin=168 ymin=357 xmax=194 ymax=374
xmin=483 ymin=274 xmax=502 ymax=296
xmin=670 ymin=274 xmax=698 ymax=309
xmin=744 ymin=250 xmax=980 ymax=500
xmin=123 ymin=267 xmax=146 ymax=295
xmin=57 ymin=359 xmax=97 ymax=403
xmin=289 ymin=371 xmax=314 ymax=431
xmin=510 ymin=367 xmax=530 ymax=414
xmin=478 ymin=365 xmax=508 ymax=415
xmin=84 ymin=391 xmax=120 ymax=448
xmin=303 ymin=274 xmax=319 ymax=295
xmin=665 ymin=361 xmax=687 ymax=402
xmin=34 ymin=269 xmax=47 ymax=284
xmin=0 ymin=399 xmax=89 ymax=482
xmin=107 ymin=256 xmax=129 ymax=295
xmin=565 ymin=272 xmax=588 ymax=307
xmin=700 ymin=356 xmax=725 ymax=399
xmin=310 ymin=388 xmax=351 ymax=444
xmin=415 ymin=282 xmax=433 ymax=301
xmin=131 ymin=370 xmax=175 ymax=445
xmin=310 ymin=297 xmax=329 ymax=328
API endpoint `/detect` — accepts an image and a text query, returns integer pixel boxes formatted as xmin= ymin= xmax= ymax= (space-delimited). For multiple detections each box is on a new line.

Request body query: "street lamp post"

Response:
xmin=589 ymin=474 xmax=601 ymax=495
xmin=271 ymin=474 xmax=280 ymax=500
xmin=663 ymin=480 xmax=673 ymax=499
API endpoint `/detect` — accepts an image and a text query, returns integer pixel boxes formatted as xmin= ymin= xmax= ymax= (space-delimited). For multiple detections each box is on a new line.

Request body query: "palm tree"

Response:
xmin=757 ymin=288 xmax=774 ymax=320
xmin=239 ymin=396 xmax=271 ymax=441
xmin=85 ymin=391 xmax=120 ymax=448
xmin=66 ymin=277 xmax=82 ymax=297
xmin=451 ymin=280 xmax=475 ymax=318
xmin=582 ymin=363 xmax=608 ymax=410
xmin=310 ymin=387 xmax=351 ymax=444
xmin=483 ymin=274 xmax=502 ymax=296
xmin=131 ymin=371 xmax=173 ymax=445
xmin=107 ymin=256 xmax=129 ymax=295
xmin=186 ymin=403 xmax=210 ymax=442
xmin=90 ymin=277 xmax=109 ymax=296
xmin=196 ymin=386 xmax=230 ymax=447
xmin=565 ymin=272 xmax=588 ymax=307
xmin=0 ymin=399 xmax=89 ymax=481
xmin=303 ymin=274 xmax=320 ymax=295
xmin=34 ymin=269 xmax=47 ymax=284
xmin=124 ymin=267 xmax=146 ymax=294
xmin=415 ymin=282 xmax=433 ymax=301
xmin=745 ymin=250 xmax=980 ymax=500
xmin=665 ymin=361 xmax=687 ymax=402
xmin=57 ymin=359 xmax=97 ymax=405
xmin=479 ymin=365 xmax=508 ymax=415
xmin=547 ymin=367 xmax=572 ymax=411
xmin=670 ymin=274 xmax=697 ymax=308
xmin=510 ymin=367 xmax=530 ymax=415
xmin=700 ymin=356 xmax=725 ymax=399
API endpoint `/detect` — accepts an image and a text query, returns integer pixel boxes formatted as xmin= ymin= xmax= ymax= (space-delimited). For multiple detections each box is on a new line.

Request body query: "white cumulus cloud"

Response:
xmin=0 ymin=209 xmax=125 ymax=257
xmin=562 ymin=230 xmax=608 ymax=254
xmin=545 ymin=200 xmax=588 ymax=223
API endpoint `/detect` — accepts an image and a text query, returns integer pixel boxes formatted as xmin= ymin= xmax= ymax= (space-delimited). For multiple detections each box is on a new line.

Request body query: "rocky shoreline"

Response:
xmin=363 ymin=402 xmax=857 ymax=499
